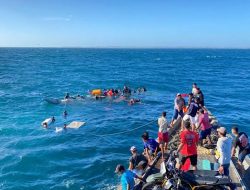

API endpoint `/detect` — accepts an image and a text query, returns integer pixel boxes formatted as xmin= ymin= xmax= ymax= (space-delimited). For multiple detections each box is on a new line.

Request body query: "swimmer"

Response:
xmin=63 ymin=110 xmax=68 ymax=118
xmin=123 ymin=86 xmax=131 ymax=96
xmin=76 ymin=94 xmax=84 ymax=99
xmin=43 ymin=123 xmax=48 ymax=128
xmin=63 ymin=124 xmax=67 ymax=129
xmin=64 ymin=93 xmax=70 ymax=99
xmin=52 ymin=116 xmax=55 ymax=123
xmin=42 ymin=116 xmax=55 ymax=128
xmin=129 ymin=98 xmax=141 ymax=105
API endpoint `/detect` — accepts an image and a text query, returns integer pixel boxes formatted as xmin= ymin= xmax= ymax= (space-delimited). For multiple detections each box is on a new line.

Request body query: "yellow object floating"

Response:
xmin=91 ymin=89 xmax=102 ymax=96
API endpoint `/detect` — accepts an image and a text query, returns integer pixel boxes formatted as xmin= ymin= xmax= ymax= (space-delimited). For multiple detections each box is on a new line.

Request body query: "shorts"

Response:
xmin=158 ymin=132 xmax=169 ymax=143
xmin=199 ymin=128 xmax=211 ymax=140
xmin=179 ymin=154 xmax=197 ymax=166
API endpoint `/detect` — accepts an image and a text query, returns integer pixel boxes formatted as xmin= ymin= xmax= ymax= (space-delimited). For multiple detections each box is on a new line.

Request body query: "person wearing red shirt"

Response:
xmin=176 ymin=120 xmax=199 ymax=170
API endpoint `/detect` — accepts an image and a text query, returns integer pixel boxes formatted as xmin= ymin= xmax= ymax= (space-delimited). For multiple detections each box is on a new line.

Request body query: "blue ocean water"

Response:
xmin=0 ymin=48 xmax=250 ymax=190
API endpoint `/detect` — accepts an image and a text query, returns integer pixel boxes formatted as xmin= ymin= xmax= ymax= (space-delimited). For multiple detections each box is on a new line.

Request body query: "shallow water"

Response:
xmin=0 ymin=48 xmax=250 ymax=189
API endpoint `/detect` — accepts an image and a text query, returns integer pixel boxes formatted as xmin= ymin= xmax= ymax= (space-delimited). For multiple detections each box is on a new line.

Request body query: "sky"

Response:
xmin=0 ymin=0 xmax=250 ymax=48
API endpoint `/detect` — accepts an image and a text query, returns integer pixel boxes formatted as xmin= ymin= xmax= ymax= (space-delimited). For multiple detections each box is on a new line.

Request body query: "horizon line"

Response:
xmin=0 ymin=46 xmax=250 ymax=50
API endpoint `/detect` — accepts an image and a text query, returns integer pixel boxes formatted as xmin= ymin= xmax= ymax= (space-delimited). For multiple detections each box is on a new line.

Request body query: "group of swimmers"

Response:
xmin=115 ymin=83 xmax=250 ymax=190
xmin=42 ymin=86 xmax=146 ymax=128
xmin=41 ymin=116 xmax=68 ymax=129
xmin=63 ymin=86 xmax=146 ymax=105
xmin=93 ymin=86 xmax=146 ymax=97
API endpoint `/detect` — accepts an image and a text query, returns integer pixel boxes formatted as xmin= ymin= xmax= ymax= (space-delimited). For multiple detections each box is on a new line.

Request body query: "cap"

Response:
xmin=177 ymin=93 xmax=181 ymax=96
xmin=130 ymin=146 xmax=137 ymax=152
xmin=115 ymin=164 xmax=125 ymax=173
xmin=217 ymin=127 xmax=226 ymax=134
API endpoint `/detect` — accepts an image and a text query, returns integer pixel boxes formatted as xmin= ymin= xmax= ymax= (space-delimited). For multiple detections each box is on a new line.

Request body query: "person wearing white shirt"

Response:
xmin=216 ymin=127 xmax=232 ymax=176
xmin=192 ymin=83 xmax=199 ymax=96
xmin=158 ymin=112 xmax=169 ymax=159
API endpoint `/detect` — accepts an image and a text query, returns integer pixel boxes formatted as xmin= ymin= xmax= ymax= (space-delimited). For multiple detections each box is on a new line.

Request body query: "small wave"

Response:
xmin=98 ymin=184 xmax=117 ymax=190
xmin=62 ymin=179 xmax=75 ymax=189
xmin=206 ymin=55 xmax=222 ymax=59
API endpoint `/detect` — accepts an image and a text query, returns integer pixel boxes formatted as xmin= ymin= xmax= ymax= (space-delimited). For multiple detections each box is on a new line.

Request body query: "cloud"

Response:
xmin=42 ymin=15 xmax=72 ymax=22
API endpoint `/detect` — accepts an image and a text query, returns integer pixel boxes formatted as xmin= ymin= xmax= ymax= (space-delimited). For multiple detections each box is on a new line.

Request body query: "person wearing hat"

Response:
xmin=115 ymin=164 xmax=142 ymax=190
xmin=216 ymin=127 xmax=232 ymax=176
xmin=170 ymin=93 xmax=185 ymax=126
xmin=128 ymin=146 xmax=148 ymax=170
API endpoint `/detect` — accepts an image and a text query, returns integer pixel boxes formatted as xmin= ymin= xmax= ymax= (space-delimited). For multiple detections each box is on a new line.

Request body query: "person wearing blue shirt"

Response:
xmin=115 ymin=164 xmax=141 ymax=190
xmin=141 ymin=132 xmax=159 ymax=162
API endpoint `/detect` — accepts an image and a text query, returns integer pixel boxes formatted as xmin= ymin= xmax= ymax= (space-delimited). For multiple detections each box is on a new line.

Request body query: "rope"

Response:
xmin=92 ymin=119 xmax=157 ymax=137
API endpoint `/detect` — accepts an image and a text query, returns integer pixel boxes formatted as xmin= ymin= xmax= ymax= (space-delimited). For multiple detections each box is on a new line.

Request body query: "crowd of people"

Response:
xmin=63 ymin=86 xmax=144 ymax=105
xmin=115 ymin=83 xmax=250 ymax=190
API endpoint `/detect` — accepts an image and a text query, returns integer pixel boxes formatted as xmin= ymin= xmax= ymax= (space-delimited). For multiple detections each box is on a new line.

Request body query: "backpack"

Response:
xmin=239 ymin=133 xmax=249 ymax=148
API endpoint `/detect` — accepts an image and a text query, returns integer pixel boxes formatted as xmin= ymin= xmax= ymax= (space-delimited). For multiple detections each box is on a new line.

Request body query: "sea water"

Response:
xmin=0 ymin=48 xmax=250 ymax=189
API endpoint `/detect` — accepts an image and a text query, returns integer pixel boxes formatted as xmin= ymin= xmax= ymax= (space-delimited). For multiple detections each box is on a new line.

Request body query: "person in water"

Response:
xmin=64 ymin=93 xmax=70 ymax=99
xmin=63 ymin=124 xmax=67 ymax=130
xmin=231 ymin=127 xmax=250 ymax=165
xmin=43 ymin=123 xmax=48 ymax=128
xmin=137 ymin=87 xmax=147 ymax=94
xmin=123 ymin=86 xmax=131 ymax=95
xmin=63 ymin=110 xmax=68 ymax=118
xmin=107 ymin=89 xmax=114 ymax=96
xmin=115 ymin=164 xmax=142 ymax=190
xmin=128 ymin=98 xmax=140 ymax=105
xmin=42 ymin=116 xmax=55 ymax=128
xmin=76 ymin=94 xmax=84 ymax=99
xmin=52 ymin=116 xmax=55 ymax=123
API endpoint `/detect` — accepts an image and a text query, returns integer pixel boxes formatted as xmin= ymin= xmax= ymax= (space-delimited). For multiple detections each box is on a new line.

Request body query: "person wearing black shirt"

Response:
xmin=231 ymin=127 xmax=250 ymax=165
xmin=128 ymin=146 xmax=148 ymax=170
